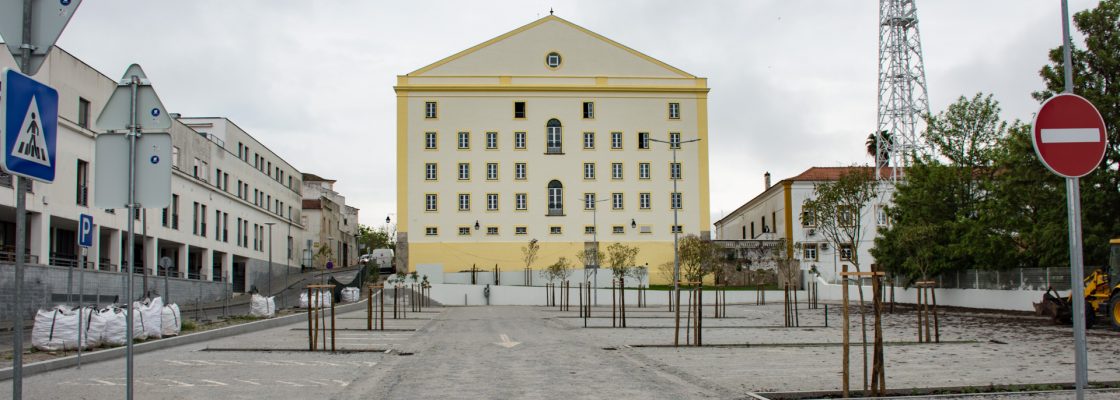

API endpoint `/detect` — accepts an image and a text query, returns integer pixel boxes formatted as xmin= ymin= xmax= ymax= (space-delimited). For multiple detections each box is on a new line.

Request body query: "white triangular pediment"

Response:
xmin=411 ymin=16 xmax=694 ymax=78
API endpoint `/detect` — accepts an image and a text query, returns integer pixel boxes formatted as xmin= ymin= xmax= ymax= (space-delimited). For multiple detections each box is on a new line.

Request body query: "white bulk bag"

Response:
xmin=341 ymin=287 xmax=360 ymax=303
xmin=123 ymin=304 xmax=148 ymax=341
xmin=84 ymin=307 xmax=110 ymax=348
xmin=161 ymin=303 xmax=181 ymax=337
xmin=31 ymin=306 xmax=83 ymax=351
xmin=136 ymin=298 xmax=163 ymax=340
xmin=249 ymin=294 xmax=276 ymax=318
xmin=298 ymin=291 xmax=332 ymax=308
xmin=101 ymin=307 xmax=128 ymax=346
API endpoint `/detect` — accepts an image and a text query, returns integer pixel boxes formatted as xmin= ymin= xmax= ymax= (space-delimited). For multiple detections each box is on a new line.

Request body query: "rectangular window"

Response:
xmin=78 ymin=98 xmax=91 ymax=129
xmin=458 ymin=194 xmax=470 ymax=211
xmin=669 ymin=102 xmax=680 ymax=119
xmin=458 ymin=163 xmax=470 ymax=180
xmin=670 ymin=132 xmax=681 ymax=149
xmin=840 ymin=244 xmax=853 ymax=261
xmin=425 ymin=163 xmax=437 ymax=180
xmin=171 ymin=146 xmax=179 ymax=168
xmin=76 ymin=159 xmax=89 ymax=206
xmin=639 ymin=163 xmax=651 ymax=179
xmin=671 ymin=225 xmax=683 ymax=234
xmin=613 ymin=226 xmax=624 ymax=234
xmin=583 ymin=132 xmax=595 ymax=149
xmin=236 ymin=218 xmax=243 ymax=247
xmin=287 ymin=235 xmax=293 ymax=259
xmin=584 ymin=193 xmax=596 ymax=210
xmin=612 ymin=193 xmax=624 ymax=210
xmin=611 ymin=163 xmax=623 ymax=180
xmin=200 ymin=205 xmax=207 ymax=238
xmin=583 ymin=163 xmax=595 ymax=179
xmin=515 ymin=226 xmax=527 ymax=235
xmin=801 ymin=210 xmax=817 ymax=227
xmin=458 ymin=132 xmax=470 ymax=149
xmin=192 ymin=202 xmax=199 ymax=235
xmin=425 ymin=132 xmax=437 ymax=149
xmin=670 ymin=162 xmax=682 ymax=180
xmin=171 ymin=194 xmax=179 ymax=229
xmin=582 ymin=102 xmax=594 ymax=119
xmin=486 ymin=226 xmax=498 ymax=235
xmin=425 ymin=101 xmax=437 ymax=118
xmin=876 ymin=205 xmax=889 ymax=226
xmin=486 ymin=193 xmax=499 ymax=211
xmin=638 ymin=132 xmax=650 ymax=149
xmin=611 ymin=132 xmax=622 ymax=149
xmin=459 ymin=227 xmax=471 ymax=236
xmin=514 ymin=132 xmax=526 ymax=149
xmin=803 ymin=243 xmax=819 ymax=261
xmin=584 ymin=226 xmax=596 ymax=235
xmin=514 ymin=163 xmax=526 ymax=180
xmin=486 ymin=163 xmax=498 ymax=180
xmin=671 ymin=192 xmax=682 ymax=209
xmin=639 ymin=193 xmax=651 ymax=209
xmin=253 ymin=224 xmax=259 ymax=251
xmin=515 ymin=193 xmax=527 ymax=210
xmin=425 ymin=194 xmax=438 ymax=211
xmin=839 ymin=206 xmax=856 ymax=227
xmin=550 ymin=226 xmax=562 ymax=235
xmin=514 ymin=101 xmax=526 ymax=119
xmin=425 ymin=227 xmax=438 ymax=236
xmin=223 ymin=212 xmax=229 ymax=242
xmin=486 ymin=132 xmax=498 ymax=149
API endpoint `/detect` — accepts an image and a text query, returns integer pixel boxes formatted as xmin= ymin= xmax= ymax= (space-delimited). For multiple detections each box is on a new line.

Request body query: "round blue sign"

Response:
xmin=60 ymin=0 xmax=71 ymax=5
xmin=150 ymin=108 xmax=161 ymax=117
xmin=150 ymin=155 xmax=160 ymax=164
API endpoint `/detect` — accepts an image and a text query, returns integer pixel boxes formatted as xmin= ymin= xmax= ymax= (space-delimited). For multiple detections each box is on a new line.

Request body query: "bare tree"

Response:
xmin=522 ymin=239 xmax=540 ymax=271
xmin=540 ymin=257 xmax=572 ymax=284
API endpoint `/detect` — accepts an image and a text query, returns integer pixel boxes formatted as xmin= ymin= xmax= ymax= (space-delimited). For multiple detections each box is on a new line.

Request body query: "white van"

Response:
xmin=371 ymin=249 xmax=395 ymax=274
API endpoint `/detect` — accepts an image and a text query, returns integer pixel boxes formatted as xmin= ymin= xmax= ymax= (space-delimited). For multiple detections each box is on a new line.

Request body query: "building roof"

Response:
xmin=302 ymin=199 xmax=322 ymax=210
xmin=405 ymin=15 xmax=696 ymax=78
xmin=302 ymin=173 xmax=335 ymax=183
xmin=714 ymin=166 xmax=894 ymax=227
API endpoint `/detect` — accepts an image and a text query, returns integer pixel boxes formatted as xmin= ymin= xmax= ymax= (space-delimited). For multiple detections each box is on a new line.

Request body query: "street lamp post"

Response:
xmin=649 ymin=136 xmax=700 ymax=347
xmin=265 ymin=222 xmax=275 ymax=298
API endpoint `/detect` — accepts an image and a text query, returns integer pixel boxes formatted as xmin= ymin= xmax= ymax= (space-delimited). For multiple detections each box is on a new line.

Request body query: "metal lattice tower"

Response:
xmin=876 ymin=0 xmax=930 ymax=181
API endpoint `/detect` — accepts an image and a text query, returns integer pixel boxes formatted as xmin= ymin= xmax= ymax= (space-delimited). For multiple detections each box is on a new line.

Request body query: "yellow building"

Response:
xmin=394 ymin=15 xmax=710 ymax=282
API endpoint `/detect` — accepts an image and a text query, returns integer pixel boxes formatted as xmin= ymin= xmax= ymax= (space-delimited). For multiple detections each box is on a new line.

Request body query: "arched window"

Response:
xmin=547 ymin=180 xmax=564 ymax=215
xmin=546 ymin=118 xmax=562 ymax=154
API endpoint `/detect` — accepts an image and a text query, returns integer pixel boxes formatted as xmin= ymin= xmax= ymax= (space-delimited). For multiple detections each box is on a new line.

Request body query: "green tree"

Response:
xmin=678 ymin=235 xmax=717 ymax=284
xmin=522 ymin=239 xmax=540 ymax=271
xmin=357 ymin=224 xmax=393 ymax=251
xmin=539 ymin=257 xmax=572 ymax=284
xmin=605 ymin=243 xmax=640 ymax=281
xmin=1034 ymin=0 xmax=1120 ymax=266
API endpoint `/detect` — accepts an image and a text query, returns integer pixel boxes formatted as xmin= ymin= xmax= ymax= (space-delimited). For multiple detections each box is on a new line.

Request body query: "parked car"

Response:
xmin=359 ymin=254 xmax=373 ymax=264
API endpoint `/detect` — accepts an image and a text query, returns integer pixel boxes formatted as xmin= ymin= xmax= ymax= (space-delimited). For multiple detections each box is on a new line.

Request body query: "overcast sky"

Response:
xmin=43 ymin=0 xmax=1099 ymax=228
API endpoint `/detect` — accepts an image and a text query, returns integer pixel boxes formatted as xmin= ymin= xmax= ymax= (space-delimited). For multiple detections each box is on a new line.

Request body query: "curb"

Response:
xmin=0 ymin=299 xmax=371 ymax=381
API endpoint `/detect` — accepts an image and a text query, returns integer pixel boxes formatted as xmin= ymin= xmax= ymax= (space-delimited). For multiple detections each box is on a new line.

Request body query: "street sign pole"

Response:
xmin=12 ymin=2 xmax=32 ymax=398
xmin=1060 ymin=2 xmax=1087 ymax=398
xmin=77 ymin=214 xmax=92 ymax=371
xmin=124 ymin=74 xmax=140 ymax=400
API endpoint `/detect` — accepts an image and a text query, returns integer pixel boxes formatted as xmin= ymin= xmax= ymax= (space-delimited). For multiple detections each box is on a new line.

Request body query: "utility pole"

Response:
xmin=650 ymin=136 xmax=700 ymax=346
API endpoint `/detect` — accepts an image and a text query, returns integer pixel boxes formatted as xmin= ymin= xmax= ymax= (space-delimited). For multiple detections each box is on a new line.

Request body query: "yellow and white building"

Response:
xmin=395 ymin=15 xmax=710 ymax=281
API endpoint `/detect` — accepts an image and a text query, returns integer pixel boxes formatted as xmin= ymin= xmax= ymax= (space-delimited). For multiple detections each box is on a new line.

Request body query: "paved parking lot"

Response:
xmin=6 ymin=295 xmax=1120 ymax=399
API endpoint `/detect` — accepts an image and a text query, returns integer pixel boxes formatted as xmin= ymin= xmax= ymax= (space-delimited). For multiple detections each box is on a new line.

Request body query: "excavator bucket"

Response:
xmin=1035 ymin=288 xmax=1072 ymax=324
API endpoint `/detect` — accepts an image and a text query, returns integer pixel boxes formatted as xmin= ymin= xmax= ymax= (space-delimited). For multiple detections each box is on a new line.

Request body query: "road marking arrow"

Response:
xmin=494 ymin=334 xmax=521 ymax=348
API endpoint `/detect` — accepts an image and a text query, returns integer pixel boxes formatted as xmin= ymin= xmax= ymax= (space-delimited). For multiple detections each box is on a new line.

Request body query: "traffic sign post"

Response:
xmin=77 ymin=213 xmax=92 ymax=369
xmin=1034 ymin=3 xmax=1110 ymax=399
xmin=3 ymin=3 xmax=80 ymax=399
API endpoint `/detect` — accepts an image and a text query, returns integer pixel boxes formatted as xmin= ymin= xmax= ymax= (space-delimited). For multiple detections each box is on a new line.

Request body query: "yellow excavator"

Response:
xmin=1035 ymin=238 xmax=1120 ymax=329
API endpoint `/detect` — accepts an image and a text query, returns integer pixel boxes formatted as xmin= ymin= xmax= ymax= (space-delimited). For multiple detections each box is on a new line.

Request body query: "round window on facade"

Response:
xmin=546 ymin=52 xmax=562 ymax=69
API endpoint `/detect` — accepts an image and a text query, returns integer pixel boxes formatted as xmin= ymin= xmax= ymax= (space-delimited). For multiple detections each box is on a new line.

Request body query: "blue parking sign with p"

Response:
xmin=79 ymin=214 xmax=93 ymax=248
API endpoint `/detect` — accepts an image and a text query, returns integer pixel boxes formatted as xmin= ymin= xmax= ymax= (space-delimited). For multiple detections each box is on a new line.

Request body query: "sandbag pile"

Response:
xmin=31 ymin=297 xmax=182 ymax=351
xmin=298 ymin=291 xmax=332 ymax=308
xmin=341 ymin=287 xmax=361 ymax=303
xmin=249 ymin=294 xmax=276 ymax=318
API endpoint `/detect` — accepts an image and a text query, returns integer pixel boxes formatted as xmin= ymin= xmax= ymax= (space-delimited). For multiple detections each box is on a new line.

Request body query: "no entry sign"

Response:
xmin=1032 ymin=93 xmax=1108 ymax=178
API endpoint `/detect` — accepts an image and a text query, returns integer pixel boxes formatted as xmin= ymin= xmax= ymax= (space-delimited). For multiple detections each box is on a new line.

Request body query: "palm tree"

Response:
xmin=866 ymin=130 xmax=893 ymax=166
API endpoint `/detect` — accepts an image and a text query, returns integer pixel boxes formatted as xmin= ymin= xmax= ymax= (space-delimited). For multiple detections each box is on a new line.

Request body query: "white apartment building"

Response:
xmin=714 ymin=167 xmax=894 ymax=282
xmin=301 ymin=174 xmax=359 ymax=269
xmin=0 ymin=47 xmax=306 ymax=293
xmin=395 ymin=15 xmax=711 ymax=281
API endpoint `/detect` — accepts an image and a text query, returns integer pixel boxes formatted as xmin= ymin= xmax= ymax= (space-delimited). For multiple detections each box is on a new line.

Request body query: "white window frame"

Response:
xmin=458 ymin=194 xmax=470 ymax=211
xmin=671 ymin=192 xmax=682 ymax=209
xmin=486 ymin=163 xmax=498 ymax=180
xmin=670 ymin=132 xmax=681 ymax=149
xmin=669 ymin=102 xmax=680 ymax=119
xmin=425 ymin=194 xmax=438 ymax=211
xmin=670 ymin=162 xmax=681 ymax=180
xmin=458 ymin=163 xmax=470 ymax=180
xmin=612 ymin=163 xmax=623 ymax=180
xmin=639 ymin=163 xmax=651 ymax=179
xmin=515 ymin=193 xmax=527 ymax=210
xmin=611 ymin=132 xmax=622 ymax=149
xmin=612 ymin=193 xmax=623 ymax=210
xmin=639 ymin=193 xmax=651 ymax=209
xmin=583 ymin=132 xmax=595 ymax=149
xmin=487 ymin=193 xmax=499 ymax=211
xmin=425 ymin=227 xmax=438 ymax=236
xmin=514 ymin=132 xmax=526 ymax=149
xmin=425 ymin=163 xmax=437 ymax=180
xmin=425 ymin=102 xmax=437 ymax=118
xmin=583 ymin=163 xmax=595 ymax=180
xmin=584 ymin=193 xmax=596 ymax=210
xmin=486 ymin=132 xmax=498 ymax=149
xmin=458 ymin=132 xmax=470 ymax=149
xmin=515 ymin=163 xmax=526 ymax=180
xmin=638 ymin=132 xmax=650 ymax=149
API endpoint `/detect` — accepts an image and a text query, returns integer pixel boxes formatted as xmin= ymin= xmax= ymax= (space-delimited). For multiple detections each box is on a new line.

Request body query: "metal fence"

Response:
xmin=912 ymin=267 xmax=1073 ymax=291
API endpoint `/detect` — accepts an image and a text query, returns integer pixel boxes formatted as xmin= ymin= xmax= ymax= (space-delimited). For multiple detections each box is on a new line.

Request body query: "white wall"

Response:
xmin=429 ymin=283 xmax=794 ymax=306
xmin=813 ymin=276 xmax=1046 ymax=312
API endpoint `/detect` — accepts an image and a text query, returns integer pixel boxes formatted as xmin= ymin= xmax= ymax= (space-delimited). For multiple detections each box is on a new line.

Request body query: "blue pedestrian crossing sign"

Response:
xmin=79 ymin=214 xmax=93 ymax=248
xmin=0 ymin=69 xmax=57 ymax=182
